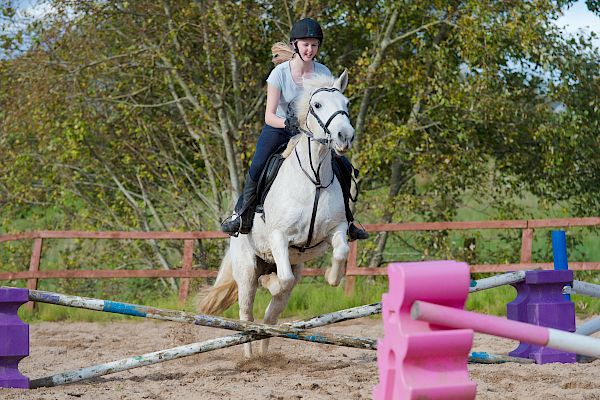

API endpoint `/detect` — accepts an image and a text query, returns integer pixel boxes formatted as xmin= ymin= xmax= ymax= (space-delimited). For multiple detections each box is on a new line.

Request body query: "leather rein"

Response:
xmin=292 ymin=87 xmax=351 ymax=252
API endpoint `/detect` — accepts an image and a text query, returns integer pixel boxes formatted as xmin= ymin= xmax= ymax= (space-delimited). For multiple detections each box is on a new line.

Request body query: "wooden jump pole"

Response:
xmin=28 ymin=267 xmax=523 ymax=330
xmin=571 ymin=280 xmax=600 ymax=298
xmin=6 ymin=284 xmax=532 ymax=389
xmin=411 ymin=300 xmax=600 ymax=359
xmin=30 ymin=334 xmax=255 ymax=388
xmin=28 ymin=310 xmax=533 ymax=388
xmin=28 ymin=289 xmax=377 ymax=350
xmin=468 ymin=270 xmax=526 ymax=292
xmin=29 ymin=300 xmax=380 ymax=388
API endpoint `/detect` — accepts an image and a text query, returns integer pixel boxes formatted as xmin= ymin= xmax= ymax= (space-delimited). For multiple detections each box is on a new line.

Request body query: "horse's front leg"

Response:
xmin=259 ymin=230 xmax=295 ymax=297
xmin=260 ymin=263 xmax=303 ymax=355
xmin=325 ymin=222 xmax=350 ymax=286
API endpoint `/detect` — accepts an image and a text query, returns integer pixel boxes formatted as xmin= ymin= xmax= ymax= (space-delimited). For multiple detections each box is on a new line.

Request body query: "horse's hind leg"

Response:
xmin=260 ymin=263 xmax=304 ymax=355
xmin=325 ymin=222 xmax=350 ymax=286
xmin=232 ymin=251 xmax=258 ymax=358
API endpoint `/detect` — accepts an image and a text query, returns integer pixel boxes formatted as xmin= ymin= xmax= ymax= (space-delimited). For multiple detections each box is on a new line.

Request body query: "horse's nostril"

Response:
xmin=338 ymin=132 xmax=343 ymax=140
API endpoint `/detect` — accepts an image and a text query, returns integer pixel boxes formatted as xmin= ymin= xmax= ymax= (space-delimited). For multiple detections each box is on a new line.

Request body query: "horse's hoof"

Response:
xmin=259 ymin=272 xmax=274 ymax=288
xmin=325 ymin=267 xmax=340 ymax=286
xmin=243 ymin=342 xmax=253 ymax=358
xmin=259 ymin=273 xmax=282 ymax=296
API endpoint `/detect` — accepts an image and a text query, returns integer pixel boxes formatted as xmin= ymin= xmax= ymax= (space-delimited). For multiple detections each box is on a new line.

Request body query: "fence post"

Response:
xmin=178 ymin=239 xmax=194 ymax=304
xmin=26 ymin=238 xmax=43 ymax=311
xmin=520 ymin=228 xmax=533 ymax=264
xmin=344 ymin=241 xmax=359 ymax=296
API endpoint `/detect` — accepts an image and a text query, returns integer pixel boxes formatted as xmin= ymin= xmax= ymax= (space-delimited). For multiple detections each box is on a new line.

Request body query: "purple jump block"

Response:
xmin=507 ymin=270 xmax=576 ymax=364
xmin=0 ymin=288 xmax=30 ymax=389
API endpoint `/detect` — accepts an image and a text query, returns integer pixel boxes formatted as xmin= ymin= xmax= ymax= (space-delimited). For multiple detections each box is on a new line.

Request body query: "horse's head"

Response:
xmin=296 ymin=70 xmax=355 ymax=155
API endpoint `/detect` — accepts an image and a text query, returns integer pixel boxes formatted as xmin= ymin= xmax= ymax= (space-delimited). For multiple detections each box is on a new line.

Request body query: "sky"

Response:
xmin=555 ymin=1 xmax=600 ymax=48
xmin=4 ymin=0 xmax=600 ymax=55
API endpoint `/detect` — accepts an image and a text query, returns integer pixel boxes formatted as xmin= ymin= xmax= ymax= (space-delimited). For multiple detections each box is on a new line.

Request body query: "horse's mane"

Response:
xmin=295 ymin=74 xmax=337 ymax=130
xmin=282 ymin=134 xmax=302 ymax=158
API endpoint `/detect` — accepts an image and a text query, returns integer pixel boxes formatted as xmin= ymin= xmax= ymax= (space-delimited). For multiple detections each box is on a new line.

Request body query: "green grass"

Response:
xmin=15 ymin=275 xmax=600 ymax=325
xmin=466 ymin=281 xmax=600 ymax=319
xmin=18 ymin=277 xmax=387 ymax=324
xmin=222 ymin=276 xmax=387 ymax=320
xmin=466 ymin=285 xmax=519 ymax=316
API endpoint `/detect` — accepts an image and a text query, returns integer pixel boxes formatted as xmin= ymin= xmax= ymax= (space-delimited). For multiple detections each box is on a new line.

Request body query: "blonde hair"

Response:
xmin=271 ymin=41 xmax=295 ymax=65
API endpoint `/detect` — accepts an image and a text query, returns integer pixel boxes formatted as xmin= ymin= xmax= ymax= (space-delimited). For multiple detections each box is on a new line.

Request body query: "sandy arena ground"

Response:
xmin=2 ymin=318 xmax=600 ymax=399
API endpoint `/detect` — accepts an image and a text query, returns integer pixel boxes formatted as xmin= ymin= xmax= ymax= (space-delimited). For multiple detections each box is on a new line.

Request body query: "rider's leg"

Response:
xmin=333 ymin=155 xmax=369 ymax=241
xmin=221 ymin=125 xmax=293 ymax=235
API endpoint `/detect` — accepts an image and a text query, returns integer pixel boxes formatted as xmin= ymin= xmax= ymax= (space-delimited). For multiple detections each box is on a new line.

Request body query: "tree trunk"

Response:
xmin=367 ymin=19 xmax=452 ymax=267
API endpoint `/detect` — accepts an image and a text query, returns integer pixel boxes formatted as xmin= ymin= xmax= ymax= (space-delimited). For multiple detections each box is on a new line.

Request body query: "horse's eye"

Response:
xmin=314 ymin=102 xmax=321 ymax=109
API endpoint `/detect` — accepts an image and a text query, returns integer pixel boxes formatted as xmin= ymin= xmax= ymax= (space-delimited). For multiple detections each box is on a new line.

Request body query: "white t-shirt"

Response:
xmin=266 ymin=61 xmax=332 ymax=119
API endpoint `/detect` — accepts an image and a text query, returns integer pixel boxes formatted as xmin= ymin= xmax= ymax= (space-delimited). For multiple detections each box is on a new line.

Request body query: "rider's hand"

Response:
xmin=284 ymin=114 xmax=300 ymax=135
xmin=284 ymin=100 xmax=301 ymax=135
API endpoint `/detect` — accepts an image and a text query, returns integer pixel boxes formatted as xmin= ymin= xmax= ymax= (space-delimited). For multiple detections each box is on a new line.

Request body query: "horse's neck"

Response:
xmin=294 ymin=136 xmax=333 ymax=184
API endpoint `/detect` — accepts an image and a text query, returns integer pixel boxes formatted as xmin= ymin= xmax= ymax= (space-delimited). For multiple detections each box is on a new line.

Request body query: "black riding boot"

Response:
xmin=221 ymin=174 xmax=258 ymax=236
xmin=333 ymin=156 xmax=369 ymax=241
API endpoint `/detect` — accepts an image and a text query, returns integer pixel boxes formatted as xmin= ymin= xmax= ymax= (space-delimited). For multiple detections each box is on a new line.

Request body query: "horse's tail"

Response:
xmin=197 ymin=248 xmax=238 ymax=315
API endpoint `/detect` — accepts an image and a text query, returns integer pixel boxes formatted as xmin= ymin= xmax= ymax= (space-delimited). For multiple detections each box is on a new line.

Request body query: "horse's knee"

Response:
xmin=333 ymin=242 xmax=349 ymax=262
xmin=277 ymin=275 xmax=295 ymax=293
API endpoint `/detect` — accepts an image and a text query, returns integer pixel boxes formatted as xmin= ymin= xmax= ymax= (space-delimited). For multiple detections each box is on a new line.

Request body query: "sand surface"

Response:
xmin=2 ymin=318 xmax=600 ymax=399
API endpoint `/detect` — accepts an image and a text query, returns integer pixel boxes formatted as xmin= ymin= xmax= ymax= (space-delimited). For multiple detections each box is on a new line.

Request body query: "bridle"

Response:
xmin=298 ymin=87 xmax=351 ymax=146
xmin=292 ymin=87 xmax=352 ymax=252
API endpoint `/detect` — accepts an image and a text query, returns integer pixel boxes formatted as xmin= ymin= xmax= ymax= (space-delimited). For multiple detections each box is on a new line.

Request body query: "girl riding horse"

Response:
xmin=221 ymin=18 xmax=368 ymax=241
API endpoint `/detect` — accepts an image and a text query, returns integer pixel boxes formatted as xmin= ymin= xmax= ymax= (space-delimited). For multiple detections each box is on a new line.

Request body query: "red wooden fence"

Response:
xmin=1 ymin=217 xmax=599 ymax=302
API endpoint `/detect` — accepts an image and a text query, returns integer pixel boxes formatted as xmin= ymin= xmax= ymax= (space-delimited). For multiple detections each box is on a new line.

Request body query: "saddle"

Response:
xmin=254 ymin=143 xmax=288 ymax=216
xmin=254 ymin=143 xmax=354 ymax=218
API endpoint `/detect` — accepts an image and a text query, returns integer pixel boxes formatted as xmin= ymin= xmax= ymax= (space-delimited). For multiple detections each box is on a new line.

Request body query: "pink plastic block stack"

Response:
xmin=373 ymin=261 xmax=477 ymax=399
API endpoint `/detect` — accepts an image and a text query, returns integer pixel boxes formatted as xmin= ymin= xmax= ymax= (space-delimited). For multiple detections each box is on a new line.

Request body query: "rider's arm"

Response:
xmin=265 ymin=83 xmax=286 ymax=129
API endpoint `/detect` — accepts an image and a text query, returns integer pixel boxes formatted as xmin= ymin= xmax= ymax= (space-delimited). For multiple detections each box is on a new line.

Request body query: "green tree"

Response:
xmin=1 ymin=0 xmax=599 ymax=287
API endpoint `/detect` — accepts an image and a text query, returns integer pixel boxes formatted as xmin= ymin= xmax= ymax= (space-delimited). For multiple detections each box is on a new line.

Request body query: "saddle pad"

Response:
xmin=255 ymin=150 xmax=286 ymax=215
xmin=255 ymin=147 xmax=349 ymax=215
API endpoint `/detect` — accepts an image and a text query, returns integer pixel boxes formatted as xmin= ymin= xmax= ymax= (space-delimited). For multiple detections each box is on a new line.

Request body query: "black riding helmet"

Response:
xmin=289 ymin=18 xmax=323 ymax=43
xmin=289 ymin=18 xmax=323 ymax=61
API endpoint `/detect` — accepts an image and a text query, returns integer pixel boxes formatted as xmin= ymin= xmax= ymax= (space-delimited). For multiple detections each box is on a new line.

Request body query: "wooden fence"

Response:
xmin=1 ymin=217 xmax=599 ymax=302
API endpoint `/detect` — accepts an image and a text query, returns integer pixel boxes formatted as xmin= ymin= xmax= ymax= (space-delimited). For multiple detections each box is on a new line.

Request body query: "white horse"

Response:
xmin=198 ymin=70 xmax=355 ymax=357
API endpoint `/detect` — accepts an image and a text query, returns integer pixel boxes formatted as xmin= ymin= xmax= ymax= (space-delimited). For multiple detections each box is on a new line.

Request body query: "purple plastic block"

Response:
xmin=0 ymin=288 xmax=30 ymax=389
xmin=507 ymin=270 xmax=576 ymax=364
xmin=506 ymin=281 xmax=530 ymax=358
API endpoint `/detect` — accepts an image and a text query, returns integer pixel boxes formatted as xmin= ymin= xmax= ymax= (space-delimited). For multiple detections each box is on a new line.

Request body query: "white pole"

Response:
xmin=572 ymin=280 xmax=600 ymax=299
xmin=412 ymin=300 xmax=600 ymax=359
xmin=576 ymin=316 xmax=600 ymax=336
xmin=469 ymin=271 xmax=526 ymax=293
xmin=29 ymin=302 xmax=380 ymax=388
xmin=30 ymin=334 xmax=253 ymax=388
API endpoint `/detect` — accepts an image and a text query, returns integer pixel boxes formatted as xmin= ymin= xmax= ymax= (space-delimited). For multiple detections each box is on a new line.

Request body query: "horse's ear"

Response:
xmin=334 ymin=69 xmax=348 ymax=93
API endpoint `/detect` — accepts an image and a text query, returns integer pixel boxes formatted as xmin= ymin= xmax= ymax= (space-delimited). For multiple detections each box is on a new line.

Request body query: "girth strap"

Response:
xmin=304 ymin=185 xmax=322 ymax=249
xmin=290 ymin=183 xmax=325 ymax=253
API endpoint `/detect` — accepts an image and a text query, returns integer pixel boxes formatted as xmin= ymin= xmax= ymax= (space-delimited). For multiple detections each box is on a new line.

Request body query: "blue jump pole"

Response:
xmin=552 ymin=230 xmax=570 ymax=300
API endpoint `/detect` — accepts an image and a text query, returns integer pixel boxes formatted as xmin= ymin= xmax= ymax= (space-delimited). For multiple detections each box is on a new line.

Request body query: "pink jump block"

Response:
xmin=374 ymin=261 xmax=477 ymax=400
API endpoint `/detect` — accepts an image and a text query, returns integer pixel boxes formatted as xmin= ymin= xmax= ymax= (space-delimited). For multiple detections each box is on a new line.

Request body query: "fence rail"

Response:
xmin=1 ymin=217 xmax=599 ymax=302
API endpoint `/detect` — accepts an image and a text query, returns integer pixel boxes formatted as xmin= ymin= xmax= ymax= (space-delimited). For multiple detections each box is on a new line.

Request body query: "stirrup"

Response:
xmin=221 ymin=212 xmax=242 ymax=237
